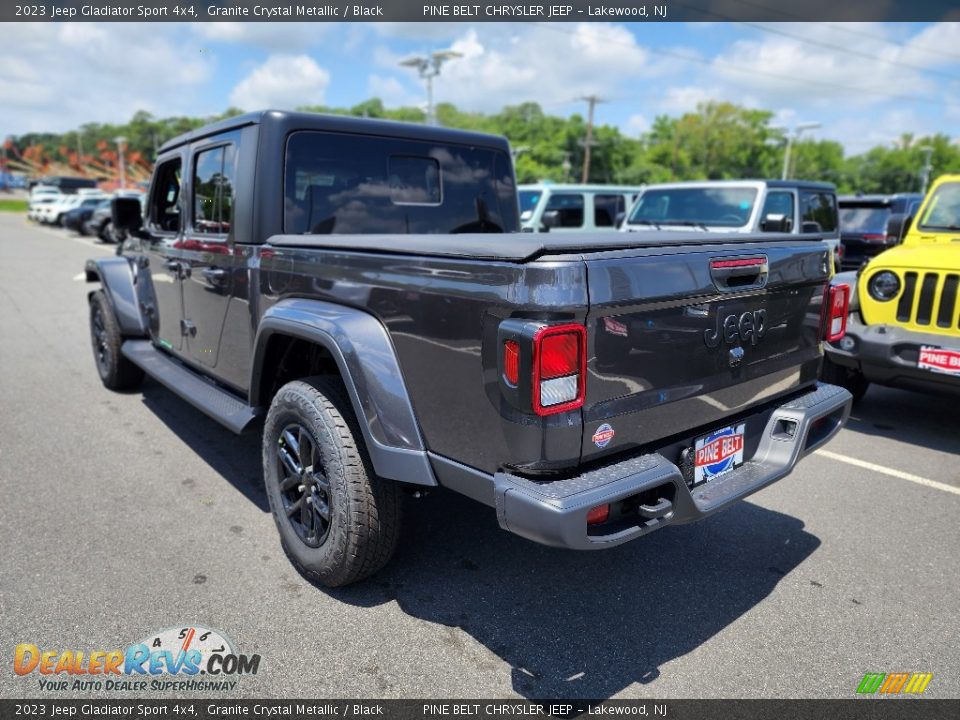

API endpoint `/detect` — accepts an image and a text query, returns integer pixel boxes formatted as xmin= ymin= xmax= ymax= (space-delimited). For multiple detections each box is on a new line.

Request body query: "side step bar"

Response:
xmin=121 ymin=340 xmax=262 ymax=434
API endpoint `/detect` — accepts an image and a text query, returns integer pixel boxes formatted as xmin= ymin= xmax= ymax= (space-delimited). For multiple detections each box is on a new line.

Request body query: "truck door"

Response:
xmin=180 ymin=140 xmax=240 ymax=369
xmin=139 ymin=155 xmax=186 ymax=353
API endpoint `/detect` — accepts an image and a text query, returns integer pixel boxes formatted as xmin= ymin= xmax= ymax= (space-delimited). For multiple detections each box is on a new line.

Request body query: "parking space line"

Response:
xmin=815 ymin=448 xmax=960 ymax=497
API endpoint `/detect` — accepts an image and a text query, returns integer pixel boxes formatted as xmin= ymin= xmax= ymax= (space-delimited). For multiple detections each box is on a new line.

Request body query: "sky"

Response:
xmin=1 ymin=21 xmax=959 ymax=156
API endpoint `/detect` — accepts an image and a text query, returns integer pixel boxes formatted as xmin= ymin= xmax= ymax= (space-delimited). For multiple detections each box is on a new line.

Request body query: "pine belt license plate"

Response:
xmin=918 ymin=346 xmax=960 ymax=376
xmin=694 ymin=423 xmax=746 ymax=484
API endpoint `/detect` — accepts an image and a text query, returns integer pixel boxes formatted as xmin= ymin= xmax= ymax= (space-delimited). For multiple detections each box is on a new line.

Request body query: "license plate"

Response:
xmin=694 ymin=423 xmax=746 ymax=484
xmin=918 ymin=346 xmax=960 ymax=376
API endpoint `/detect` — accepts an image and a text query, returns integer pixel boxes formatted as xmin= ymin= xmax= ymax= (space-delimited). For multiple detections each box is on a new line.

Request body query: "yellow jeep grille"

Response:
xmin=895 ymin=271 xmax=960 ymax=330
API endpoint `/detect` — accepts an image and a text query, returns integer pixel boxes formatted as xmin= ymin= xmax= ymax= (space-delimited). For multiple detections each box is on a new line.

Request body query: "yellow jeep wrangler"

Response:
xmin=822 ymin=174 xmax=960 ymax=400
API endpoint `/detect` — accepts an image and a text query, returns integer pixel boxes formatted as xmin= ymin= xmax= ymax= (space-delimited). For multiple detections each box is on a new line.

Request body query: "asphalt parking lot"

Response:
xmin=0 ymin=212 xmax=957 ymax=700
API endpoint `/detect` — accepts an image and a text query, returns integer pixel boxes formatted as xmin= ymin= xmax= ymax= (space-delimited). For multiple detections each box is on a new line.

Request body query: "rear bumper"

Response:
xmin=824 ymin=315 xmax=960 ymax=393
xmin=491 ymin=383 xmax=851 ymax=550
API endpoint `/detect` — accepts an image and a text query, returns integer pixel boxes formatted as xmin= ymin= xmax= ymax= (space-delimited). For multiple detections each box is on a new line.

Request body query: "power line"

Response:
xmin=535 ymin=23 xmax=945 ymax=108
xmin=736 ymin=21 xmax=960 ymax=83
xmin=704 ymin=0 xmax=960 ymax=65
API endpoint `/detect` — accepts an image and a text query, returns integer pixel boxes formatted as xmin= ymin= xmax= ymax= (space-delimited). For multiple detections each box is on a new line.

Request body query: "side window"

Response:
xmin=149 ymin=158 xmax=182 ymax=233
xmin=594 ymin=194 xmax=626 ymax=227
xmin=800 ymin=192 xmax=838 ymax=233
xmin=761 ymin=191 xmax=794 ymax=223
xmin=193 ymin=144 xmax=237 ymax=235
xmin=544 ymin=193 xmax=584 ymax=228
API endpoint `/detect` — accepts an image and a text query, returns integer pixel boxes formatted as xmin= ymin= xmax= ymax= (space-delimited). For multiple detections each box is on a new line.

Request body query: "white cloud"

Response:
xmin=229 ymin=55 xmax=331 ymax=111
xmin=192 ymin=22 xmax=326 ymax=52
xmin=381 ymin=24 xmax=649 ymax=114
xmin=659 ymin=86 xmax=712 ymax=114
xmin=367 ymin=75 xmax=419 ymax=108
xmin=0 ymin=23 xmax=213 ymax=135
xmin=625 ymin=114 xmax=650 ymax=136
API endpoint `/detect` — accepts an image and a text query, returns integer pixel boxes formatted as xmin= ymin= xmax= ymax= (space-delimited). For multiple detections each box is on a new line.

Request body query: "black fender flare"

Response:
xmin=250 ymin=298 xmax=436 ymax=487
xmin=85 ymin=257 xmax=148 ymax=337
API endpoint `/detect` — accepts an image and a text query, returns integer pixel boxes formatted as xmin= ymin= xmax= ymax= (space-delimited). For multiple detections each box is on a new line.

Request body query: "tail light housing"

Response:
xmin=497 ymin=320 xmax=587 ymax=416
xmin=823 ymin=283 xmax=850 ymax=342
xmin=532 ymin=324 xmax=586 ymax=415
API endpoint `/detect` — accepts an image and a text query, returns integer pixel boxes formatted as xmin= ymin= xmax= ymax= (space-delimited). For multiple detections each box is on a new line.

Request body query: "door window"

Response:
xmin=544 ymin=193 xmax=584 ymax=228
xmin=193 ymin=145 xmax=237 ymax=235
xmin=800 ymin=192 xmax=838 ymax=233
xmin=594 ymin=194 xmax=626 ymax=227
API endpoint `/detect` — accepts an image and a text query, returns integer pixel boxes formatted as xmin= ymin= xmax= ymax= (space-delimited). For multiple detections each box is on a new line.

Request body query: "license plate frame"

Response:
xmin=917 ymin=346 xmax=960 ymax=377
xmin=694 ymin=423 xmax=746 ymax=485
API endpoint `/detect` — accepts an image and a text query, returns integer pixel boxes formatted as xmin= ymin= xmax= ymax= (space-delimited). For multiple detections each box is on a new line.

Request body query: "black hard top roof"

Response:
xmin=158 ymin=110 xmax=510 ymax=154
xmin=759 ymin=179 xmax=836 ymax=191
xmin=838 ymin=193 xmax=924 ymax=204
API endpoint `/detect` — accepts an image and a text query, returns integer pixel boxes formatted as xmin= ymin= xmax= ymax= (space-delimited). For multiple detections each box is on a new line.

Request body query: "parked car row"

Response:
xmin=26 ymin=183 xmax=144 ymax=242
xmin=519 ymin=180 xmax=927 ymax=273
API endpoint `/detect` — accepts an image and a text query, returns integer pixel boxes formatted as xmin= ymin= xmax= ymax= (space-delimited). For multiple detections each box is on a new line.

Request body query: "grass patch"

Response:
xmin=0 ymin=199 xmax=28 ymax=213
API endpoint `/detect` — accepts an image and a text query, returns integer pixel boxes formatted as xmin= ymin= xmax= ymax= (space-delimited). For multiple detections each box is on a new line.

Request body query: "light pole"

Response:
xmin=781 ymin=122 xmax=821 ymax=180
xmin=918 ymin=145 xmax=934 ymax=194
xmin=399 ymin=50 xmax=462 ymax=126
xmin=114 ymin=136 xmax=127 ymax=189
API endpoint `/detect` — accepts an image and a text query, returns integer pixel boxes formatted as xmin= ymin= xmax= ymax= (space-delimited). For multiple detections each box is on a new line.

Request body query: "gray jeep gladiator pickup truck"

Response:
xmin=86 ymin=110 xmax=852 ymax=586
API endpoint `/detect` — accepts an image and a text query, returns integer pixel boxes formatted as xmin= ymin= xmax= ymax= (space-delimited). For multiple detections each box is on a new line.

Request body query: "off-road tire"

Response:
xmin=821 ymin=356 xmax=869 ymax=403
xmin=89 ymin=290 xmax=144 ymax=391
xmin=262 ymin=376 xmax=403 ymax=587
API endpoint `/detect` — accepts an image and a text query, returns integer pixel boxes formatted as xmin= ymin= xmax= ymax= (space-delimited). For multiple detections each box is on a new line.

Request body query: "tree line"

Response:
xmin=7 ymin=100 xmax=957 ymax=194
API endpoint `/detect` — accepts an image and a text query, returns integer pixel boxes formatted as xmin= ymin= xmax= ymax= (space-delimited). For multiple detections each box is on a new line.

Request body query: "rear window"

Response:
xmin=628 ymin=187 xmax=757 ymax=228
xmin=839 ymin=205 xmax=891 ymax=234
xmin=284 ymin=132 xmax=517 ymax=234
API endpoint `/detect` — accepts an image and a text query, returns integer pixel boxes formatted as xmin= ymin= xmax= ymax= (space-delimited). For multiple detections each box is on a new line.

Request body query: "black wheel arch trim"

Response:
xmin=84 ymin=257 xmax=148 ymax=337
xmin=251 ymin=298 xmax=437 ymax=487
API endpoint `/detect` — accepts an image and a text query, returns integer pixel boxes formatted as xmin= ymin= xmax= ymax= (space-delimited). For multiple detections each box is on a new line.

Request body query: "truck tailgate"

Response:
xmin=580 ymin=241 xmax=831 ymax=461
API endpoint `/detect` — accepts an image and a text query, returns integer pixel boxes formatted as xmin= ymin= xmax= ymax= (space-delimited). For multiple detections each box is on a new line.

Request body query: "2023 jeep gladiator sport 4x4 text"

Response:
xmin=86 ymin=111 xmax=852 ymax=586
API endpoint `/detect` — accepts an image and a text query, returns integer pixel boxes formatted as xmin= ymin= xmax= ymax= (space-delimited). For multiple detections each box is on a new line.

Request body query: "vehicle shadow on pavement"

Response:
xmin=328 ymin=490 xmax=820 ymax=700
xmin=139 ymin=380 xmax=269 ymax=512
xmin=843 ymin=385 xmax=958 ymax=455
xmin=133 ymin=381 xmax=819 ymax=699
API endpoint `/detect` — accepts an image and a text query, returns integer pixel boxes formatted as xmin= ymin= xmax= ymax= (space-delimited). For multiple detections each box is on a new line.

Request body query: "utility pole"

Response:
xmin=114 ymin=136 xmax=127 ymax=189
xmin=579 ymin=95 xmax=603 ymax=183
xmin=918 ymin=146 xmax=934 ymax=194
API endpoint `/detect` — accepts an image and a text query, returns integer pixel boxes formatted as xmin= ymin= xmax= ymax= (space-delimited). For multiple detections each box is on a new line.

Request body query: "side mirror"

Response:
xmin=884 ymin=213 xmax=906 ymax=245
xmin=760 ymin=213 xmax=792 ymax=233
xmin=901 ymin=214 xmax=914 ymax=239
xmin=541 ymin=209 xmax=560 ymax=230
xmin=112 ymin=197 xmax=142 ymax=234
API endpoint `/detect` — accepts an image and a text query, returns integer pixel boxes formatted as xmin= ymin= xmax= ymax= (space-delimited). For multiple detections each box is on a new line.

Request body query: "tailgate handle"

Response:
xmin=710 ymin=256 xmax=768 ymax=291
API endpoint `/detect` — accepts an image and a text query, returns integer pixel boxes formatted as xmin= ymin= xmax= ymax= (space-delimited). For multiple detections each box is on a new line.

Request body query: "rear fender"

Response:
xmin=251 ymin=298 xmax=436 ymax=487
xmin=85 ymin=257 xmax=148 ymax=337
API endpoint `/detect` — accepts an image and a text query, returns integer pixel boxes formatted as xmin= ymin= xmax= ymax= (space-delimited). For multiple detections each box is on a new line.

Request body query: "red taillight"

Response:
xmin=824 ymin=284 xmax=850 ymax=342
xmin=539 ymin=332 xmax=580 ymax=379
xmin=532 ymin=324 xmax=586 ymax=416
xmin=503 ymin=340 xmax=519 ymax=385
xmin=862 ymin=233 xmax=886 ymax=244
xmin=586 ymin=504 xmax=610 ymax=525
